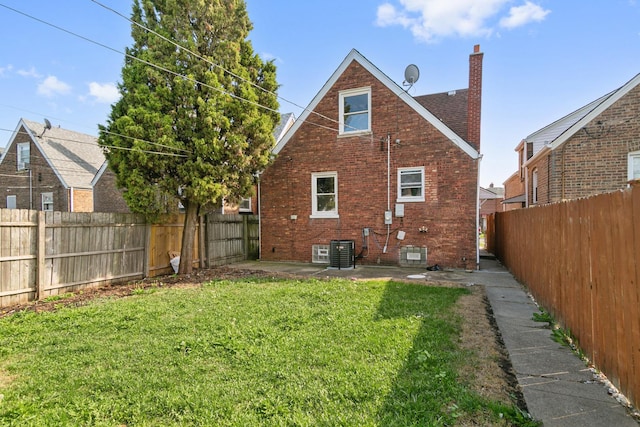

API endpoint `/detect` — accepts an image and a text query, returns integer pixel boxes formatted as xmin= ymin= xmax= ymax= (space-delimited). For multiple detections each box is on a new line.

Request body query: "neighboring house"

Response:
xmin=479 ymin=184 xmax=504 ymax=231
xmin=0 ymin=119 xmax=105 ymax=212
xmin=260 ymin=46 xmax=483 ymax=270
xmin=505 ymin=72 xmax=640 ymax=207
xmin=92 ymin=161 xmax=131 ymax=213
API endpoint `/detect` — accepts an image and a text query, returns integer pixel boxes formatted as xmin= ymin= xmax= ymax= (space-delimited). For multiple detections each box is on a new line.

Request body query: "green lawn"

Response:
xmin=0 ymin=277 xmax=532 ymax=426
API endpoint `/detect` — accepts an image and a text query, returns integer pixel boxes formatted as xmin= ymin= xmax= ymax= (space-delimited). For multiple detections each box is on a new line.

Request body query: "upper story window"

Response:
xmin=397 ymin=167 xmax=425 ymax=202
xmin=17 ymin=142 xmax=30 ymax=170
xmin=628 ymin=151 xmax=640 ymax=182
xmin=311 ymin=172 xmax=338 ymax=218
xmin=339 ymin=88 xmax=370 ymax=135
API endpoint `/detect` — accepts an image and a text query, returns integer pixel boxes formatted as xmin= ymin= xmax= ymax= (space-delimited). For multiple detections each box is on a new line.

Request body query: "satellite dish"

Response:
xmin=403 ymin=64 xmax=420 ymax=86
xmin=38 ymin=118 xmax=52 ymax=138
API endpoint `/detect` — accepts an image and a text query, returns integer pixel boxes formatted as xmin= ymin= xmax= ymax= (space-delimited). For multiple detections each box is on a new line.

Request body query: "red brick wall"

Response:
xmin=260 ymin=61 xmax=478 ymax=269
xmin=467 ymin=45 xmax=483 ymax=151
xmin=93 ymin=167 xmax=131 ymax=213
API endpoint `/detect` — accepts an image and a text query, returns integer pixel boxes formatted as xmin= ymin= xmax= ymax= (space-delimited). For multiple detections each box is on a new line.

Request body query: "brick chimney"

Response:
xmin=467 ymin=44 xmax=483 ymax=151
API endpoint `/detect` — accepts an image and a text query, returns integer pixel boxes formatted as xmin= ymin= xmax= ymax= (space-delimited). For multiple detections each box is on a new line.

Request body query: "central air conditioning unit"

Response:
xmin=329 ymin=240 xmax=355 ymax=269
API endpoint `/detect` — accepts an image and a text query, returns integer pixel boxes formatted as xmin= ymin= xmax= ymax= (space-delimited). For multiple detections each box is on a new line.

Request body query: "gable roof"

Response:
xmin=273 ymin=112 xmax=295 ymax=143
xmin=18 ymin=119 xmax=105 ymax=189
xmin=273 ymin=49 xmax=479 ymax=159
xmin=524 ymin=72 xmax=640 ymax=162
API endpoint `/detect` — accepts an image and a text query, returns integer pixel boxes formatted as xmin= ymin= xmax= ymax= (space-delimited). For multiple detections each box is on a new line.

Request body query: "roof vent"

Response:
xmin=448 ymin=90 xmax=457 ymax=96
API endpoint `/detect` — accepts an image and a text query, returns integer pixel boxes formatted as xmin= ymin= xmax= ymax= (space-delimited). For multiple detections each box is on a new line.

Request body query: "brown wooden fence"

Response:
xmin=0 ymin=211 xmax=259 ymax=308
xmin=488 ymin=184 xmax=640 ymax=409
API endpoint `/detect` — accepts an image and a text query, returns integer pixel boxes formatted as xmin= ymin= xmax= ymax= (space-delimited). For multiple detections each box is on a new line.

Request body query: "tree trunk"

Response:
xmin=179 ymin=201 xmax=199 ymax=275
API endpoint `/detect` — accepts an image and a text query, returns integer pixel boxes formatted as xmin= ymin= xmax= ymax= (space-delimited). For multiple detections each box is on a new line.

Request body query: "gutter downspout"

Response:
xmin=476 ymin=154 xmax=482 ymax=270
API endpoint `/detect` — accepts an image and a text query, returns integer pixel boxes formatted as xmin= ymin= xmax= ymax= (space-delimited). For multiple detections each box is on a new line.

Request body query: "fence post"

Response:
xmin=243 ymin=215 xmax=249 ymax=260
xmin=36 ymin=211 xmax=45 ymax=300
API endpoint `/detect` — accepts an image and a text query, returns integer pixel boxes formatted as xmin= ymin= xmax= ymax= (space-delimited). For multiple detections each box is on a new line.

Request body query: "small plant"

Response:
xmin=532 ymin=309 xmax=553 ymax=324
xmin=42 ymin=292 xmax=74 ymax=302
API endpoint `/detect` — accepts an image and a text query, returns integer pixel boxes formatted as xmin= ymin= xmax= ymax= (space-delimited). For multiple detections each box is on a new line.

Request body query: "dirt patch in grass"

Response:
xmin=0 ymin=266 xmax=526 ymax=418
xmin=455 ymin=286 xmax=527 ymax=410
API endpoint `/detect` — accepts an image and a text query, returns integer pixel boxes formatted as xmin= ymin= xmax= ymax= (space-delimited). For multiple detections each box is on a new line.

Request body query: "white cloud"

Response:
xmin=37 ymin=75 xmax=71 ymax=97
xmin=0 ymin=64 xmax=13 ymax=77
xmin=376 ymin=0 xmax=550 ymax=42
xmin=17 ymin=66 xmax=41 ymax=78
xmin=88 ymin=82 xmax=120 ymax=103
xmin=500 ymin=1 xmax=550 ymax=29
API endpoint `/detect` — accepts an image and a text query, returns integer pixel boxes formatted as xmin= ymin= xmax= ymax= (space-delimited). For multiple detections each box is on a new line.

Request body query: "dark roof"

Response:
xmin=414 ymin=88 xmax=468 ymax=140
xmin=502 ymin=194 xmax=526 ymax=204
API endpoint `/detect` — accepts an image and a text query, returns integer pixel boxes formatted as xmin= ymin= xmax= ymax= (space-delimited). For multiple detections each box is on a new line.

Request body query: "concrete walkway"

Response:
xmin=229 ymin=257 xmax=639 ymax=426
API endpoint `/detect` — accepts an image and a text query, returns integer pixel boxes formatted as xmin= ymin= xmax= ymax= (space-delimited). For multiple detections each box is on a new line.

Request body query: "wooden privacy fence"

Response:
xmin=0 ymin=210 xmax=147 ymax=307
xmin=490 ymin=184 xmax=640 ymax=409
xmin=0 ymin=211 xmax=259 ymax=308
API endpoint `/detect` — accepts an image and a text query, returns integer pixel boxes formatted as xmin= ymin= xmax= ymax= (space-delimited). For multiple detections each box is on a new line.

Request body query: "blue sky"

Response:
xmin=1 ymin=1 xmax=639 ymax=187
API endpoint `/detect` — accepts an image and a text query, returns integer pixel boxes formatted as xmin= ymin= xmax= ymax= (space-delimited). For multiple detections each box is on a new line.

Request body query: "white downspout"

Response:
xmin=383 ymin=134 xmax=390 ymax=253
xmin=476 ymin=155 xmax=482 ymax=270
xmin=69 ymin=187 xmax=74 ymax=212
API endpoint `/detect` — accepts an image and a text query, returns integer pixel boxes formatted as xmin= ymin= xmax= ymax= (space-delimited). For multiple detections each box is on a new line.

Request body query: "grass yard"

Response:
xmin=0 ymin=276 xmax=533 ymax=426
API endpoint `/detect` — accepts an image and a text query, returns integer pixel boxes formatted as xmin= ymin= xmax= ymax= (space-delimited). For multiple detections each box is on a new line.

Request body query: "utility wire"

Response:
xmin=0 ymin=128 xmax=189 ymax=158
xmin=89 ymin=0 xmax=343 ymax=130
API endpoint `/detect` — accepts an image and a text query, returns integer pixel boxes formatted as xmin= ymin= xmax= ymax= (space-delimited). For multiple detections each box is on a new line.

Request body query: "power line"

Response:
xmin=0 ymin=2 xmax=351 ymax=137
xmin=0 ymin=128 xmax=189 ymax=158
xmin=88 ymin=0 xmax=342 ymax=130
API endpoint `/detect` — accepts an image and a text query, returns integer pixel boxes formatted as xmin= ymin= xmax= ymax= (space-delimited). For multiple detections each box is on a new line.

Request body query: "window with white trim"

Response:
xmin=397 ymin=167 xmax=425 ymax=202
xmin=17 ymin=142 xmax=30 ymax=170
xmin=41 ymin=193 xmax=53 ymax=211
xmin=239 ymin=198 xmax=251 ymax=212
xmin=311 ymin=172 xmax=338 ymax=218
xmin=628 ymin=151 xmax=640 ymax=182
xmin=339 ymin=88 xmax=370 ymax=134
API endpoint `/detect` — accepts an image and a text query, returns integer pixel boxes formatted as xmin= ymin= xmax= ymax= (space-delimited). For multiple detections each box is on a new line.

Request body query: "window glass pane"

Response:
xmin=316 ymin=177 xmax=334 ymax=194
xmin=401 ymin=171 xmax=422 ymax=185
xmin=317 ymin=195 xmax=335 ymax=211
xmin=344 ymin=94 xmax=368 ymax=113
xmin=344 ymin=113 xmax=368 ymax=132
xmin=633 ymin=156 xmax=640 ymax=179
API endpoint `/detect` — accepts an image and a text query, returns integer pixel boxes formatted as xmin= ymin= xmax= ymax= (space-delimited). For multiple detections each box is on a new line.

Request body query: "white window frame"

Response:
xmin=6 ymin=195 xmax=16 ymax=209
xmin=628 ymin=151 xmax=640 ymax=182
xmin=17 ymin=142 xmax=30 ymax=170
xmin=311 ymin=171 xmax=338 ymax=218
xmin=532 ymin=168 xmax=538 ymax=204
xmin=41 ymin=192 xmax=53 ymax=211
xmin=239 ymin=197 xmax=252 ymax=213
xmin=397 ymin=167 xmax=425 ymax=202
xmin=339 ymin=87 xmax=371 ymax=135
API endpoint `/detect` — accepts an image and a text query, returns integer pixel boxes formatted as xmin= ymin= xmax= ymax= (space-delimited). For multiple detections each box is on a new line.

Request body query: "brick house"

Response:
xmin=92 ymin=161 xmax=131 ymax=213
xmin=479 ymin=184 xmax=504 ymax=231
xmin=505 ymin=72 xmax=640 ymax=207
xmin=0 ymin=118 xmax=126 ymax=212
xmin=259 ymin=47 xmax=483 ymax=270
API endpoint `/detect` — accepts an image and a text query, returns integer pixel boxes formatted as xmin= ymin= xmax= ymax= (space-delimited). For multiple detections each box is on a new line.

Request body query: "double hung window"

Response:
xmin=339 ymin=88 xmax=370 ymax=134
xmin=311 ymin=172 xmax=338 ymax=218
